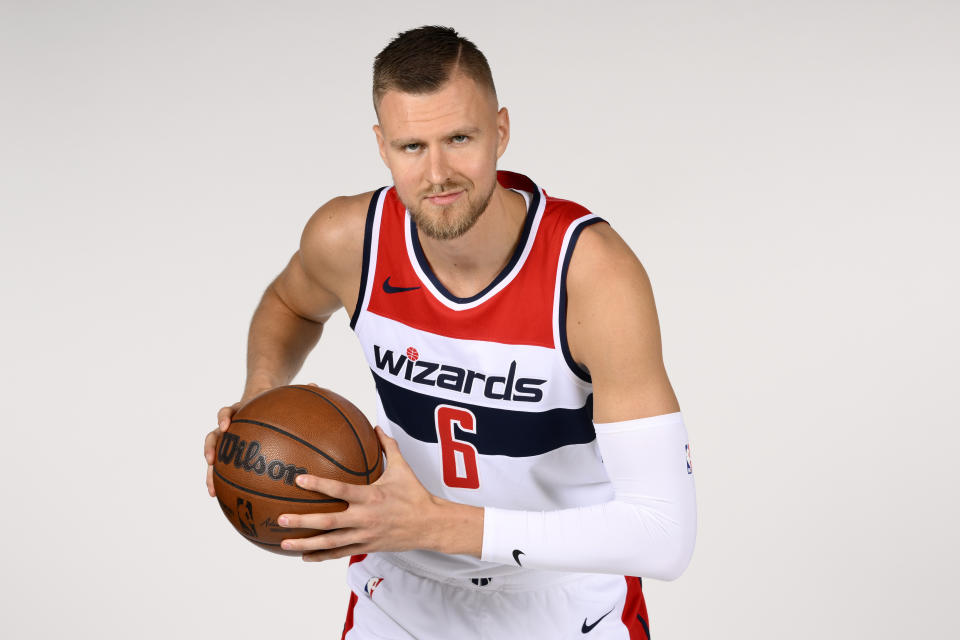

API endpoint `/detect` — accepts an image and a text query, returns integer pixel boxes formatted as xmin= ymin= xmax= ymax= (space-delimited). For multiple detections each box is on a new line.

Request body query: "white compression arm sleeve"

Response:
xmin=480 ymin=412 xmax=697 ymax=580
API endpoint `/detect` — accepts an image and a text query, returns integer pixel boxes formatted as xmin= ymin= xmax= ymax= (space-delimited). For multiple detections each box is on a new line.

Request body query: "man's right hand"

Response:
xmin=204 ymin=401 xmax=242 ymax=497
xmin=204 ymin=383 xmax=324 ymax=497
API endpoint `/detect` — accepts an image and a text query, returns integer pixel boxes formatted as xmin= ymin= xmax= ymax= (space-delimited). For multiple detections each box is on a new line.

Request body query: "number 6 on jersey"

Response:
xmin=435 ymin=405 xmax=480 ymax=489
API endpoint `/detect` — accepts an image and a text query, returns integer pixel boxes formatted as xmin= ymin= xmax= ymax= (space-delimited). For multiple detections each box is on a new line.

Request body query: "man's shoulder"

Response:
xmin=531 ymin=186 xmax=634 ymax=278
xmin=299 ymin=190 xmax=379 ymax=281
xmin=566 ymin=221 xmax=648 ymax=303
xmin=301 ymin=190 xmax=378 ymax=254
xmin=304 ymin=191 xmax=377 ymax=238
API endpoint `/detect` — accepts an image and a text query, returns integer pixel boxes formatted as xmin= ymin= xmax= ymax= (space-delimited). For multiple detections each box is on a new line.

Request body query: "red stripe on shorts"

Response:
xmin=340 ymin=555 xmax=368 ymax=639
xmin=620 ymin=576 xmax=650 ymax=639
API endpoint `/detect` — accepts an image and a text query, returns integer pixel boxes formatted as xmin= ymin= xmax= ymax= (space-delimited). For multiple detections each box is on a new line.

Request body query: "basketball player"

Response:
xmin=203 ymin=26 xmax=696 ymax=639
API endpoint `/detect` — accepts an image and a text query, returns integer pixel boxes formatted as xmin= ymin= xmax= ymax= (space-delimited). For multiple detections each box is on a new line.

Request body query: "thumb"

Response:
xmin=375 ymin=426 xmax=403 ymax=466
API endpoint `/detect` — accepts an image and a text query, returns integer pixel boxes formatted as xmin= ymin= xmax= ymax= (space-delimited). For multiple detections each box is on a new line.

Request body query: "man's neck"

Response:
xmin=416 ymin=184 xmax=528 ymax=299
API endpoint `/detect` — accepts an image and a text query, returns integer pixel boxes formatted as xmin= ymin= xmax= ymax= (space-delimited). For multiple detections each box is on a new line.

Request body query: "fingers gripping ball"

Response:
xmin=213 ymin=385 xmax=383 ymax=555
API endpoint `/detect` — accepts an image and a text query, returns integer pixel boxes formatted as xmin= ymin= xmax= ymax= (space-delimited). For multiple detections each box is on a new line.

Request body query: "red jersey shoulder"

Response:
xmin=537 ymin=194 xmax=597 ymax=240
xmin=543 ymin=194 xmax=593 ymax=220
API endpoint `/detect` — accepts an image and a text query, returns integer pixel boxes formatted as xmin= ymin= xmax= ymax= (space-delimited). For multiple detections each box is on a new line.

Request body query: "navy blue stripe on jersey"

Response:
xmin=408 ymin=186 xmax=541 ymax=304
xmin=350 ymin=187 xmax=387 ymax=330
xmin=559 ymin=217 xmax=606 ymax=382
xmin=372 ymin=371 xmax=595 ymax=457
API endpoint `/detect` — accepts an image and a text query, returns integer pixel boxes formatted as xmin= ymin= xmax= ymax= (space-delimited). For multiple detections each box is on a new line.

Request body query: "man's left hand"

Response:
xmin=278 ymin=426 xmax=482 ymax=561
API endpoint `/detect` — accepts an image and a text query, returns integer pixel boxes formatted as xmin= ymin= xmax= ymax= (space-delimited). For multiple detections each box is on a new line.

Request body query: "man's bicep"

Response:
xmin=566 ymin=224 xmax=680 ymax=423
xmin=271 ymin=195 xmax=367 ymax=323
xmin=270 ymin=250 xmax=343 ymax=324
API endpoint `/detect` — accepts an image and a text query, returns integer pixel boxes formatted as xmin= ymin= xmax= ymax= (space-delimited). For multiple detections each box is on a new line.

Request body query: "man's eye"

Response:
xmin=404 ymin=143 xmax=421 ymax=152
xmin=451 ymin=135 xmax=469 ymax=143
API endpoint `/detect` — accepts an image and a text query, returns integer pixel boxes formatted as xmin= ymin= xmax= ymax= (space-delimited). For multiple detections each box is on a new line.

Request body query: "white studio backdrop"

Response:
xmin=1 ymin=1 xmax=957 ymax=638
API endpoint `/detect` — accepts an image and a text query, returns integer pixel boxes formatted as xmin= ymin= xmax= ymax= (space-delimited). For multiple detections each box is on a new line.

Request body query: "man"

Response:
xmin=203 ymin=26 xmax=696 ymax=639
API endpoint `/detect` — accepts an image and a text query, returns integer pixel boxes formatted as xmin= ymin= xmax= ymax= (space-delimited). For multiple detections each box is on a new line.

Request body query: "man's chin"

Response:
xmin=405 ymin=181 xmax=494 ymax=241
xmin=410 ymin=207 xmax=482 ymax=241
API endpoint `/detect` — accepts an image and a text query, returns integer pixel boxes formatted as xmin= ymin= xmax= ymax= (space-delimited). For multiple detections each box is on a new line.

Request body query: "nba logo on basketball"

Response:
xmin=685 ymin=444 xmax=693 ymax=475
xmin=365 ymin=577 xmax=384 ymax=597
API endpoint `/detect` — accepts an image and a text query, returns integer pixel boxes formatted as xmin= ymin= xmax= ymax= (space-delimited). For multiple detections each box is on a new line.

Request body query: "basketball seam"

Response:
xmin=240 ymin=534 xmax=282 ymax=547
xmin=369 ymin=440 xmax=384 ymax=477
xmin=290 ymin=386 xmax=373 ymax=484
xmin=231 ymin=417 xmax=370 ymax=477
xmin=213 ymin=467 xmax=349 ymax=504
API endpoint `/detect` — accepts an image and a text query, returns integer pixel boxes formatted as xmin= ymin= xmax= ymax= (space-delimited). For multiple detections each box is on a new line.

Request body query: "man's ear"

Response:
xmin=495 ymin=107 xmax=510 ymax=159
xmin=373 ymin=124 xmax=389 ymax=166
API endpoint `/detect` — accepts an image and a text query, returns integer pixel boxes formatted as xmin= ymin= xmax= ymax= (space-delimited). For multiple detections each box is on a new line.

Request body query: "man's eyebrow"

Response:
xmin=448 ymin=126 xmax=481 ymax=137
xmin=390 ymin=137 xmax=422 ymax=149
xmin=390 ymin=127 xmax=482 ymax=148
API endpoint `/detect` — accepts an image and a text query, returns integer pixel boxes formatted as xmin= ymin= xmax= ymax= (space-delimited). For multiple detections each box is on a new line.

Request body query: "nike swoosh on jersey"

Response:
xmin=512 ymin=549 xmax=524 ymax=566
xmin=382 ymin=276 xmax=421 ymax=293
xmin=581 ymin=608 xmax=615 ymax=633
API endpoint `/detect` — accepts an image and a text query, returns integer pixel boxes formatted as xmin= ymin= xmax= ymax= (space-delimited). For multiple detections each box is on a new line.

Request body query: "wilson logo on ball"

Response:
xmin=218 ymin=431 xmax=307 ymax=485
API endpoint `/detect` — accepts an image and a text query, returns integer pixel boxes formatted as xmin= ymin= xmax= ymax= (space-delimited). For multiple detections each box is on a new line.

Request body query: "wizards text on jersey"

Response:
xmin=373 ymin=345 xmax=546 ymax=403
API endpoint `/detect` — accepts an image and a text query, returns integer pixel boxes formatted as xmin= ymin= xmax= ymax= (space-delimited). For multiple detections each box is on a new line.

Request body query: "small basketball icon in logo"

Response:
xmin=406 ymin=347 xmax=419 ymax=361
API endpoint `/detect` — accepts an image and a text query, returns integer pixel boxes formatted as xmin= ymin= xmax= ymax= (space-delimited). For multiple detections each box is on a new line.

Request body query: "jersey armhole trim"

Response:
xmin=557 ymin=216 xmax=606 ymax=383
xmin=349 ymin=187 xmax=387 ymax=330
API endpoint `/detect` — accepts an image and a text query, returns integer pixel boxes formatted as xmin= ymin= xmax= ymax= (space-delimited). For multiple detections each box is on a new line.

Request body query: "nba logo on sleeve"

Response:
xmin=685 ymin=444 xmax=693 ymax=474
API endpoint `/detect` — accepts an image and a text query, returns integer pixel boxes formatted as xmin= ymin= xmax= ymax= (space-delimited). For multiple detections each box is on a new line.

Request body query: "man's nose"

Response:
xmin=425 ymin=147 xmax=452 ymax=186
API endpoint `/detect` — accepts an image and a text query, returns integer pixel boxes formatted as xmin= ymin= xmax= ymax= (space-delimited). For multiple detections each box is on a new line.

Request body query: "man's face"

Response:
xmin=373 ymin=72 xmax=509 ymax=240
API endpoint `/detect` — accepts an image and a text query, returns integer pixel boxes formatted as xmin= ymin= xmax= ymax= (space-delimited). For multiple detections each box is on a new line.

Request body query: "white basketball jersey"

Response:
xmin=350 ymin=170 xmax=614 ymax=579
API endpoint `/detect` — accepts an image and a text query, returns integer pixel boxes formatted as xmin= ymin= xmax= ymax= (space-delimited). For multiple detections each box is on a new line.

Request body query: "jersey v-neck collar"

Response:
xmin=404 ymin=183 xmax=543 ymax=310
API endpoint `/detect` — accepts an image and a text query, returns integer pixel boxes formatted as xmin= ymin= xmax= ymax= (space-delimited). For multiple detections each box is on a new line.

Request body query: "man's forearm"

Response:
xmin=242 ymin=282 xmax=326 ymax=398
xmin=427 ymin=497 xmax=484 ymax=557
xmin=480 ymin=413 xmax=697 ymax=580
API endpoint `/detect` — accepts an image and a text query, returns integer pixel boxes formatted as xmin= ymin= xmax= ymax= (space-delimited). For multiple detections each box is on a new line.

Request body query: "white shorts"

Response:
xmin=339 ymin=553 xmax=650 ymax=639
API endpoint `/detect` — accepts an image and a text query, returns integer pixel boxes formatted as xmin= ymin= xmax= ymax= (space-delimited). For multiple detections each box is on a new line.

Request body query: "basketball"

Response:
xmin=213 ymin=385 xmax=383 ymax=555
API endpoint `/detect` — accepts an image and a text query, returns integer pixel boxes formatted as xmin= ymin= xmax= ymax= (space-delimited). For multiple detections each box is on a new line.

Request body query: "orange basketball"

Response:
xmin=213 ymin=385 xmax=383 ymax=555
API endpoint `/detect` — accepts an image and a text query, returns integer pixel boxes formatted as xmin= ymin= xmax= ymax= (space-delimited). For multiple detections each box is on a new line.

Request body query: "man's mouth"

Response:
xmin=425 ymin=190 xmax=463 ymax=205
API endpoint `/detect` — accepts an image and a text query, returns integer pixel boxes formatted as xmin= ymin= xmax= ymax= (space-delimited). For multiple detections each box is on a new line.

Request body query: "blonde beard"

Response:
xmin=407 ymin=181 xmax=497 ymax=241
